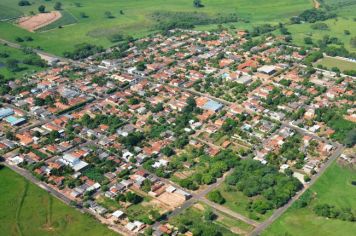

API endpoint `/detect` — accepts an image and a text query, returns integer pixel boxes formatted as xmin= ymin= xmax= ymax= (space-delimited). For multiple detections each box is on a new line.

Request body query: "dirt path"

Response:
xmin=313 ymin=0 xmax=320 ymax=8
xmin=15 ymin=180 xmax=28 ymax=236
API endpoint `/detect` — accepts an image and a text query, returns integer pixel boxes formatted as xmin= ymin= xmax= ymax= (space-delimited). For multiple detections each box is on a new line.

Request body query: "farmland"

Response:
xmin=0 ymin=166 xmax=117 ymax=236
xmin=262 ymin=161 xmax=356 ymax=236
xmin=0 ymin=0 xmax=312 ymax=55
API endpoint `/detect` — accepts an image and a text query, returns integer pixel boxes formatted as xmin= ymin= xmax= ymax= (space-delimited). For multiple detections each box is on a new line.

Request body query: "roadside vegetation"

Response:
xmin=262 ymin=161 xmax=356 ymax=236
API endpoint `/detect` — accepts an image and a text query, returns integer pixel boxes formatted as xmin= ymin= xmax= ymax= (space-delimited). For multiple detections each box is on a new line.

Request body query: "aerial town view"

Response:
xmin=0 ymin=0 xmax=355 ymax=236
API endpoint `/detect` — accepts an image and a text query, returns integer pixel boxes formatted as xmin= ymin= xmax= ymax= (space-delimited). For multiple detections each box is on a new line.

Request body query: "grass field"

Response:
xmin=36 ymin=10 xmax=78 ymax=32
xmin=215 ymin=183 xmax=273 ymax=222
xmin=0 ymin=166 xmax=117 ymax=236
xmin=0 ymin=0 xmax=312 ymax=55
xmin=314 ymin=56 xmax=356 ymax=71
xmin=262 ymin=161 xmax=356 ymax=236
xmin=169 ymin=203 xmax=238 ymax=236
xmin=0 ymin=44 xmax=46 ymax=80
xmin=286 ymin=0 xmax=356 ymax=52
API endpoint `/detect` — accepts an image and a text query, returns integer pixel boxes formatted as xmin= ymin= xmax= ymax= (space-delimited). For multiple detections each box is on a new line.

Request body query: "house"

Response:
xmin=112 ymin=210 xmax=125 ymax=220
xmin=61 ymin=154 xmax=88 ymax=172
xmin=0 ymin=108 xmax=14 ymax=119
xmin=257 ymin=65 xmax=276 ymax=75
xmin=202 ymin=100 xmax=223 ymax=112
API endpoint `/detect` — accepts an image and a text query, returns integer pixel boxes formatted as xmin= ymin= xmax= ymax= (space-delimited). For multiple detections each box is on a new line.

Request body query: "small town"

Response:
xmin=0 ymin=29 xmax=355 ymax=236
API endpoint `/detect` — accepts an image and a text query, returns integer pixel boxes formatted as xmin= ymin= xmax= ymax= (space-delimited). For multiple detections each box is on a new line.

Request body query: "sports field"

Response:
xmin=0 ymin=0 xmax=312 ymax=55
xmin=0 ymin=166 xmax=117 ymax=236
xmin=262 ymin=161 xmax=356 ymax=236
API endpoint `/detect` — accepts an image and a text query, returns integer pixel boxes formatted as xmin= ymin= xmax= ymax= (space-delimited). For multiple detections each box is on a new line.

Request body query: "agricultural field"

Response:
xmin=262 ymin=161 xmax=356 ymax=236
xmin=314 ymin=56 xmax=356 ymax=71
xmin=0 ymin=0 xmax=313 ymax=56
xmin=0 ymin=44 xmax=47 ymax=80
xmin=0 ymin=166 xmax=117 ymax=236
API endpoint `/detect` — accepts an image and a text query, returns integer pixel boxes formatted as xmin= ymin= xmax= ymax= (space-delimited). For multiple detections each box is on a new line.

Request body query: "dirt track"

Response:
xmin=17 ymin=11 xmax=61 ymax=32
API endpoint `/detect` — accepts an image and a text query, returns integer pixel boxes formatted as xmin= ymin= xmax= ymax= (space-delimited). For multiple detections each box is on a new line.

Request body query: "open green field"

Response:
xmin=262 ymin=161 xmax=356 ymax=236
xmin=215 ymin=183 xmax=273 ymax=222
xmin=0 ymin=44 xmax=46 ymax=80
xmin=0 ymin=166 xmax=117 ymax=236
xmin=314 ymin=56 xmax=356 ymax=71
xmin=0 ymin=0 xmax=312 ymax=55
xmin=169 ymin=203 xmax=240 ymax=236
xmin=286 ymin=0 xmax=356 ymax=52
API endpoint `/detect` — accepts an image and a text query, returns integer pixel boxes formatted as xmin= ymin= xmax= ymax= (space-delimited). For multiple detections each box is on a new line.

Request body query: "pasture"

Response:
xmin=0 ymin=0 xmax=312 ymax=55
xmin=262 ymin=161 xmax=356 ymax=236
xmin=315 ymin=56 xmax=356 ymax=71
xmin=0 ymin=166 xmax=117 ymax=236
xmin=0 ymin=44 xmax=46 ymax=80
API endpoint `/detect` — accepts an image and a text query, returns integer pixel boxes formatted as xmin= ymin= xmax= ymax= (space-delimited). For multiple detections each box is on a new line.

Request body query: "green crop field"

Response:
xmin=0 ymin=166 xmax=117 ymax=236
xmin=0 ymin=0 xmax=313 ymax=56
xmin=262 ymin=161 xmax=356 ymax=236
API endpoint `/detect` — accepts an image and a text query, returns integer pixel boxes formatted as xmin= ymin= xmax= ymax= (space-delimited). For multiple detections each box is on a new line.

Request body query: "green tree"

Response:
xmin=207 ymin=190 xmax=225 ymax=204
xmin=38 ymin=5 xmax=46 ymax=13
xmin=193 ymin=0 xmax=204 ymax=8
xmin=54 ymin=2 xmax=62 ymax=10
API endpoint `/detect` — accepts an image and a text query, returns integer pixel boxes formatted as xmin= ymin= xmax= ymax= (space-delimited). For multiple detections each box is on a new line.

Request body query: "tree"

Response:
xmin=38 ymin=5 xmax=46 ymax=13
xmin=193 ymin=0 xmax=204 ymax=8
xmin=136 ymin=61 xmax=146 ymax=71
xmin=204 ymin=209 xmax=216 ymax=221
xmin=207 ymin=190 xmax=225 ymax=204
xmin=304 ymin=37 xmax=313 ymax=45
xmin=18 ymin=0 xmax=31 ymax=6
xmin=350 ymin=37 xmax=356 ymax=48
xmin=80 ymin=12 xmax=88 ymax=18
xmin=125 ymin=191 xmax=142 ymax=204
xmin=105 ymin=11 xmax=114 ymax=18
xmin=344 ymin=129 xmax=356 ymax=147
xmin=54 ymin=2 xmax=62 ymax=10
xmin=6 ymin=59 xmax=20 ymax=72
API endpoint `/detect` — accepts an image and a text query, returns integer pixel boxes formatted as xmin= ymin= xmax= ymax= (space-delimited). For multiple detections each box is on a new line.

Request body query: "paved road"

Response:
xmin=249 ymin=144 xmax=344 ymax=236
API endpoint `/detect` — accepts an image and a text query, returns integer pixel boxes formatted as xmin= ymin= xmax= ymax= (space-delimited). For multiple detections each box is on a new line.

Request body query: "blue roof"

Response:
xmin=0 ymin=108 xmax=14 ymax=119
xmin=202 ymin=100 xmax=223 ymax=112
xmin=5 ymin=116 xmax=26 ymax=126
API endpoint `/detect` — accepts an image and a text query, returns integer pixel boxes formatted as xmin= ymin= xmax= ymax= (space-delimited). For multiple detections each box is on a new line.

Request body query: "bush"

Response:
xmin=207 ymin=190 xmax=225 ymax=204
xmin=18 ymin=0 xmax=31 ymax=6
xmin=311 ymin=22 xmax=329 ymax=30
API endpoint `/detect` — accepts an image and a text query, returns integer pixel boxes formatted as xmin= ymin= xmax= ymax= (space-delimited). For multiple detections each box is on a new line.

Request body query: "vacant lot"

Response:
xmin=0 ymin=166 xmax=117 ymax=236
xmin=0 ymin=0 xmax=312 ymax=55
xmin=262 ymin=161 xmax=356 ymax=236
xmin=315 ymin=57 xmax=356 ymax=71
xmin=169 ymin=203 xmax=239 ymax=236
xmin=216 ymin=183 xmax=273 ymax=222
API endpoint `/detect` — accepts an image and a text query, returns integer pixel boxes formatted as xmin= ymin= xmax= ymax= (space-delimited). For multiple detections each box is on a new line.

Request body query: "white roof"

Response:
xmin=112 ymin=210 xmax=125 ymax=218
